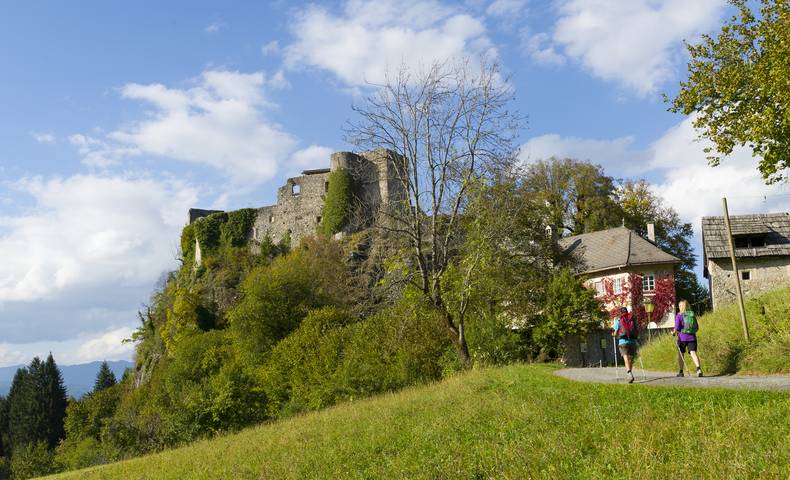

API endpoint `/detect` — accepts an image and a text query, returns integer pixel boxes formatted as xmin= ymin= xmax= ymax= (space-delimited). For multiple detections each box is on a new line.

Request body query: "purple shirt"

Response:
xmin=675 ymin=312 xmax=696 ymax=342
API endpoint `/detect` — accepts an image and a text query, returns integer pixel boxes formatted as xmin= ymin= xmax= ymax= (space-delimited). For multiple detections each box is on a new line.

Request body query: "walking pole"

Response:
xmin=612 ymin=336 xmax=620 ymax=381
xmin=637 ymin=343 xmax=646 ymax=381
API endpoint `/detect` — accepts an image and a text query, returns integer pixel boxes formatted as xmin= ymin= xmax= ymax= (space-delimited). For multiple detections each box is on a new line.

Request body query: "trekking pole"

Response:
xmin=612 ymin=336 xmax=620 ymax=381
xmin=637 ymin=343 xmax=647 ymax=381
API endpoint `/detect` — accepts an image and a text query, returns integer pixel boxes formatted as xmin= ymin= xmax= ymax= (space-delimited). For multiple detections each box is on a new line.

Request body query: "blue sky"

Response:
xmin=1 ymin=0 xmax=788 ymax=366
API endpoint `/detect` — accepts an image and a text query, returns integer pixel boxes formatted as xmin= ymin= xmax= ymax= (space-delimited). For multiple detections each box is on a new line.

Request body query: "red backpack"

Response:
xmin=617 ymin=314 xmax=639 ymax=341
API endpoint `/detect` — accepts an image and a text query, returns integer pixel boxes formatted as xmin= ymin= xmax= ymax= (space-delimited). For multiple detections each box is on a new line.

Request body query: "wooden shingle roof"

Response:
xmin=558 ymin=226 xmax=681 ymax=275
xmin=702 ymin=212 xmax=790 ymax=260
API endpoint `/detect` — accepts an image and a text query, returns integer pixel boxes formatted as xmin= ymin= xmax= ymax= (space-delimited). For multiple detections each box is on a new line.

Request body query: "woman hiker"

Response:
xmin=674 ymin=300 xmax=703 ymax=377
xmin=612 ymin=307 xmax=638 ymax=383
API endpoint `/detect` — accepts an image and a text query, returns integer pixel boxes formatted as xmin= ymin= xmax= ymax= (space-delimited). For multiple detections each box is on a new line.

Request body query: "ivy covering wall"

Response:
xmin=320 ymin=169 xmax=354 ymax=236
xmin=183 ymin=208 xmax=257 ymax=262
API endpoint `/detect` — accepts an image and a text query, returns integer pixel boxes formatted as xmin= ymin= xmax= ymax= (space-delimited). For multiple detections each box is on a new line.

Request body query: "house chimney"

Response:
xmin=647 ymin=223 xmax=656 ymax=243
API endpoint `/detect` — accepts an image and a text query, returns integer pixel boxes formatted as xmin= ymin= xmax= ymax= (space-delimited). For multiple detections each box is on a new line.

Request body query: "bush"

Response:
xmin=260 ymin=307 xmax=353 ymax=416
xmin=11 ymin=441 xmax=56 ymax=479
xmin=220 ymin=208 xmax=256 ymax=247
xmin=321 ymin=169 xmax=354 ymax=235
xmin=193 ymin=212 xmax=228 ymax=254
xmin=180 ymin=223 xmax=195 ymax=262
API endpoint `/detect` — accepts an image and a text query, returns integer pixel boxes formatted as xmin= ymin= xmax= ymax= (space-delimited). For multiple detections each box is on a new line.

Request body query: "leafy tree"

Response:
xmin=10 ymin=441 xmax=56 ymax=479
xmin=669 ymin=0 xmax=790 ymax=183
xmin=532 ymin=269 xmax=606 ymax=358
xmin=523 ymin=157 xmax=623 ymax=236
xmin=93 ymin=361 xmax=117 ymax=394
xmin=347 ymin=58 xmax=522 ymax=366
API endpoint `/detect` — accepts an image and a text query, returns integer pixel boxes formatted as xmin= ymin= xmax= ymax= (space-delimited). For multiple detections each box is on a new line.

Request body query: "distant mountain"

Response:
xmin=0 ymin=360 xmax=133 ymax=398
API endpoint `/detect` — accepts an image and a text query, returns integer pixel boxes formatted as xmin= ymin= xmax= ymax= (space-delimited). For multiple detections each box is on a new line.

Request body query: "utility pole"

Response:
xmin=722 ymin=197 xmax=750 ymax=341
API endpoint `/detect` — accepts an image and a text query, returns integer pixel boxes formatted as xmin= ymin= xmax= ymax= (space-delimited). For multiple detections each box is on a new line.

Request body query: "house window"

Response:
xmin=594 ymin=281 xmax=604 ymax=296
xmin=613 ymin=278 xmax=622 ymax=294
xmin=292 ymin=183 xmax=301 ymax=195
xmin=734 ymin=234 xmax=766 ymax=248
xmin=316 ymin=216 xmax=322 ymax=224
xmin=741 ymin=270 xmax=751 ymax=280
xmin=642 ymin=274 xmax=655 ymax=292
xmin=324 ymin=181 xmax=330 ymax=192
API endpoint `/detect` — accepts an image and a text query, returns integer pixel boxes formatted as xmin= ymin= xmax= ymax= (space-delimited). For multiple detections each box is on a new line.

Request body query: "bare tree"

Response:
xmin=346 ymin=58 xmax=523 ymax=366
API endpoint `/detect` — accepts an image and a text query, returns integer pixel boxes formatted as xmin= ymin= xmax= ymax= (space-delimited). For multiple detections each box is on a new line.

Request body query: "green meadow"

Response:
xmin=48 ymin=364 xmax=789 ymax=480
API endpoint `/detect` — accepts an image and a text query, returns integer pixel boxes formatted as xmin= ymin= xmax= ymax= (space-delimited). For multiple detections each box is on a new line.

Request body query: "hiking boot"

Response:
xmin=676 ymin=371 xmax=684 ymax=377
xmin=696 ymin=369 xmax=703 ymax=377
xmin=628 ymin=371 xmax=634 ymax=383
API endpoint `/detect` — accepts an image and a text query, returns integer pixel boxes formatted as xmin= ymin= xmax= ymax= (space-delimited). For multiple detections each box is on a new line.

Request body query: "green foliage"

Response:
xmin=10 ymin=441 xmax=56 ymax=479
xmin=524 ymin=158 xmax=623 ymax=235
xmin=260 ymin=307 xmax=353 ymax=416
xmin=228 ymin=242 xmax=348 ymax=361
xmin=55 ymin=437 xmax=120 ymax=473
xmin=192 ymin=212 xmax=228 ymax=254
xmin=320 ymin=169 xmax=354 ymax=236
xmin=220 ymin=208 xmax=256 ymax=247
xmin=161 ymin=288 xmax=215 ymax=354
xmin=62 ymin=386 xmax=121 ymax=443
xmin=180 ymin=223 xmax=195 ymax=262
xmin=51 ymin=365 xmax=790 ymax=480
xmin=532 ymin=269 xmax=606 ymax=357
xmin=6 ymin=355 xmax=68 ymax=454
xmin=641 ymin=285 xmax=790 ymax=375
xmin=93 ymin=362 xmax=117 ymax=394
xmin=670 ymin=0 xmax=790 ymax=183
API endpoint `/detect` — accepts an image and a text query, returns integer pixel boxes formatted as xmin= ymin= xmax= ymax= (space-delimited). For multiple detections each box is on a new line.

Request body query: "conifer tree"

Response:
xmin=93 ymin=361 xmax=117 ymax=393
xmin=42 ymin=354 xmax=67 ymax=448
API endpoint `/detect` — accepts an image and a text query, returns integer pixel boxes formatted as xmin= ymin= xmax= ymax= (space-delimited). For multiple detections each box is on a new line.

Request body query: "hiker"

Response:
xmin=612 ymin=306 xmax=638 ymax=383
xmin=674 ymin=300 xmax=703 ymax=377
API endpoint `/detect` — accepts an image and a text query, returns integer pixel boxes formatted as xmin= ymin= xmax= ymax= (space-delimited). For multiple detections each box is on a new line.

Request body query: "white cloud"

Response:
xmin=538 ymin=0 xmax=726 ymax=96
xmin=523 ymin=31 xmax=565 ymax=66
xmin=287 ymin=145 xmax=335 ymax=176
xmin=32 ymin=132 xmax=56 ymax=144
xmin=648 ymin=117 xmax=790 ymax=225
xmin=0 ymin=326 xmax=137 ymax=367
xmin=284 ymin=0 xmax=495 ymax=87
xmin=72 ymin=70 xmax=298 ymax=185
xmin=486 ymin=0 xmax=527 ymax=18
xmin=0 ymin=174 xmax=196 ymax=307
xmin=204 ymin=21 xmax=226 ymax=34
xmin=520 ymin=133 xmax=648 ymax=174
xmin=66 ymin=326 xmax=136 ymax=364
xmin=261 ymin=40 xmax=280 ymax=56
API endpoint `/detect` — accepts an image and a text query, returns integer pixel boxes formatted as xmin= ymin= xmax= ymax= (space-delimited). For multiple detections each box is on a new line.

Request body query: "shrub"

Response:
xmin=220 ymin=208 xmax=256 ymax=247
xmin=321 ymin=168 xmax=354 ymax=235
xmin=180 ymin=223 xmax=195 ymax=262
xmin=193 ymin=212 xmax=228 ymax=254
xmin=11 ymin=441 xmax=56 ymax=479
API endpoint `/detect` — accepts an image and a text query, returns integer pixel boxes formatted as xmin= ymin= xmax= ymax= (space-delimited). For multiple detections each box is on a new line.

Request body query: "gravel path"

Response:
xmin=556 ymin=367 xmax=790 ymax=391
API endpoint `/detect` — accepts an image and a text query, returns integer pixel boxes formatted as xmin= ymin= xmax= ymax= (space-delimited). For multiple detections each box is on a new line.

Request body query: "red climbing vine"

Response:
xmin=594 ymin=272 xmax=675 ymax=327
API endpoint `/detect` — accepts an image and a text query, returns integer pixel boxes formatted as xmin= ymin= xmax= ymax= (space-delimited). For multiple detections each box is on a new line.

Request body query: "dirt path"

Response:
xmin=556 ymin=367 xmax=790 ymax=391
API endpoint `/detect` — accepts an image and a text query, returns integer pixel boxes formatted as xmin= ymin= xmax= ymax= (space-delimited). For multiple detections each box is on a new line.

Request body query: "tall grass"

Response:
xmin=47 ymin=364 xmax=789 ymax=480
xmin=640 ymin=285 xmax=790 ymax=375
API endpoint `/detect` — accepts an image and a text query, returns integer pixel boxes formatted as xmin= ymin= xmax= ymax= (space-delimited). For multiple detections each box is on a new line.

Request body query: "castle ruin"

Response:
xmin=188 ymin=149 xmax=406 ymax=249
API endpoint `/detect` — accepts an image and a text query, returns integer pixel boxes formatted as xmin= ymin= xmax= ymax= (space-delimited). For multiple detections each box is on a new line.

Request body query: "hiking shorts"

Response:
xmin=677 ymin=340 xmax=697 ymax=353
xmin=618 ymin=344 xmax=636 ymax=357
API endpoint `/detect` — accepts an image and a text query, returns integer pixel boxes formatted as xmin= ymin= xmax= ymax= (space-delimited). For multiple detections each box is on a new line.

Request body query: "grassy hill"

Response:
xmin=641 ymin=285 xmax=790 ymax=375
xmin=48 ymin=364 xmax=788 ymax=479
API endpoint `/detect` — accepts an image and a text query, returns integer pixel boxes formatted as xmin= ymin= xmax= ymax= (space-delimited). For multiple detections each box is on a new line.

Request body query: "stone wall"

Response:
xmin=188 ymin=149 xmax=407 ymax=253
xmin=708 ymin=255 xmax=790 ymax=309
